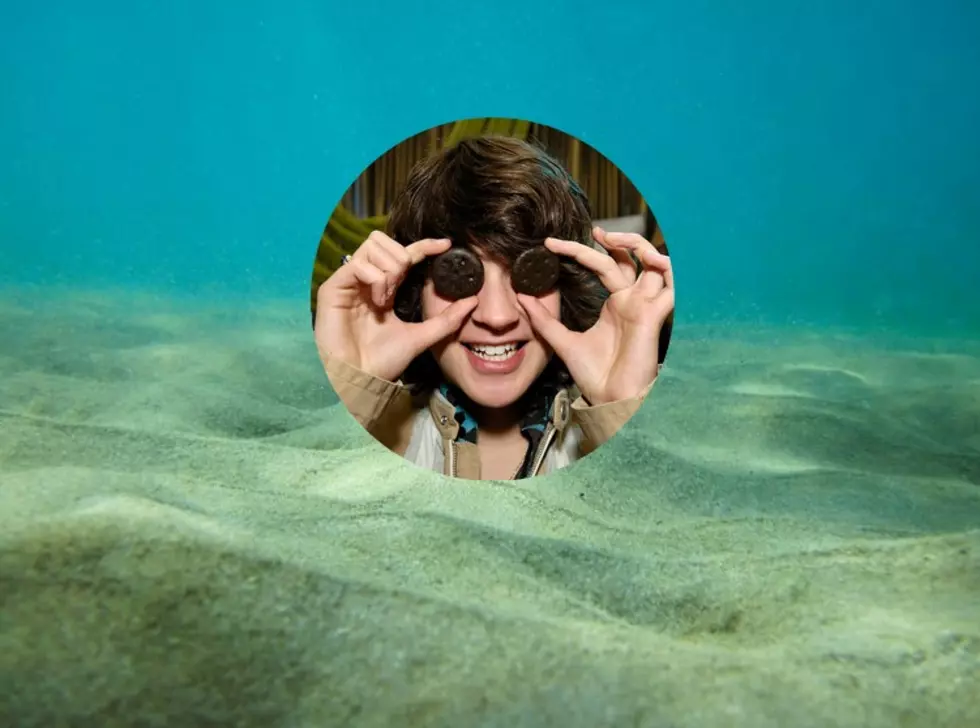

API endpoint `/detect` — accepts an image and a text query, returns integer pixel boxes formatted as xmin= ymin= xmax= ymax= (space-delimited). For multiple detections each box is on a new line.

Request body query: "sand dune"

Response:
xmin=1 ymin=288 xmax=978 ymax=727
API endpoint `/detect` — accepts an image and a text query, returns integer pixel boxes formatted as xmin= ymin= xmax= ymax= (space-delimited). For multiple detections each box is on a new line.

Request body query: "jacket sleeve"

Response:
xmin=321 ymin=353 xmax=416 ymax=450
xmin=569 ymin=379 xmax=656 ymax=456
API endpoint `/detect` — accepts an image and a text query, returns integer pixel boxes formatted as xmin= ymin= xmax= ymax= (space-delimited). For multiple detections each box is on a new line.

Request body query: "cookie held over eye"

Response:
xmin=432 ymin=247 xmax=484 ymax=300
xmin=512 ymin=246 xmax=560 ymax=296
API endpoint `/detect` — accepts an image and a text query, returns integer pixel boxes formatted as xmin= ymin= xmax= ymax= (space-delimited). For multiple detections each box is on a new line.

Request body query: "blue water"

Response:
xmin=2 ymin=1 xmax=979 ymax=335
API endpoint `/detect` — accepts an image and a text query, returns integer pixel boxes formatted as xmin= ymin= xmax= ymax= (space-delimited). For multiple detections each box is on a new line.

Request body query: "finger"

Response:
xmin=543 ymin=237 xmax=630 ymax=293
xmin=597 ymin=228 xmax=673 ymax=296
xmin=592 ymin=226 xmax=638 ymax=284
xmin=647 ymin=286 xmax=675 ymax=324
xmin=363 ymin=230 xmax=411 ymax=262
xmin=328 ymin=254 xmax=379 ymax=288
xmin=360 ymin=239 xmax=400 ymax=272
xmin=516 ymin=294 xmax=576 ymax=359
xmin=360 ymin=233 xmax=451 ymax=304
xmin=359 ymin=241 xmax=404 ymax=300
xmin=409 ymin=296 xmax=479 ymax=352
xmin=403 ymin=236 xmax=453 ymax=266
xmin=344 ymin=258 xmax=389 ymax=308
xmin=649 ymin=249 xmax=674 ymax=288
xmin=599 ymin=230 xmax=659 ymax=270
xmin=637 ymin=248 xmax=673 ymax=298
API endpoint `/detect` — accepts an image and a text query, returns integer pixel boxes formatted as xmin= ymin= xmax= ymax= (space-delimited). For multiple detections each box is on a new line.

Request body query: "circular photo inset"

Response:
xmin=310 ymin=118 xmax=674 ymax=480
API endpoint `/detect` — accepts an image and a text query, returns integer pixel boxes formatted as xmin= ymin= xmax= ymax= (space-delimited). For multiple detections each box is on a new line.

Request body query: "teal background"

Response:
xmin=2 ymin=1 xmax=978 ymax=334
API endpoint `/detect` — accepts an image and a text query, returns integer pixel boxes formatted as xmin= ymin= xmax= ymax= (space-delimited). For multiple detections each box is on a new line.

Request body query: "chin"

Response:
xmin=443 ymin=342 xmax=549 ymax=409
xmin=459 ymin=378 xmax=529 ymax=408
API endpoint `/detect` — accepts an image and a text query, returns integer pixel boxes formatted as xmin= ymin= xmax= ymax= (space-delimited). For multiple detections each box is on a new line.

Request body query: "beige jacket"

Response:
xmin=323 ymin=353 xmax=654 ymax=480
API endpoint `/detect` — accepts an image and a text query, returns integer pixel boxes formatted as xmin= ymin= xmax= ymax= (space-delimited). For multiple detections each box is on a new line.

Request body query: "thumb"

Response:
xmin=406 ymin=297 xmax=478 ymax=354
xmin=517 ymin=294 xmax=575 ymax=358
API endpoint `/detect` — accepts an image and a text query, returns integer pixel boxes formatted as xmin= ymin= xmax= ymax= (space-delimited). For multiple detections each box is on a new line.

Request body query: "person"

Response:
xmin=313 ymin=136 xmax=674 ymax=480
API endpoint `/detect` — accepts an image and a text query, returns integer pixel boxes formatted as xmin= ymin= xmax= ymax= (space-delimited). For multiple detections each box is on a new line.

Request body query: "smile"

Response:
xmin=463 ymin=342 xmax=527 ymax=362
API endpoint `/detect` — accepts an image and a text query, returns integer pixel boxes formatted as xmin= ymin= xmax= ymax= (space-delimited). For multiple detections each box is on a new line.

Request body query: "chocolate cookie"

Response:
xmin=431 ymin=247 xmax=484 ymax=300
xmin=512 ymin=246 xmax=560 ymax=296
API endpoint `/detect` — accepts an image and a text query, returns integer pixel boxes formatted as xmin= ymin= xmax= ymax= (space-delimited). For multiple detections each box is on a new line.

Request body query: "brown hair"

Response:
xmin=386 ymin=135 xmax=609 ymax=391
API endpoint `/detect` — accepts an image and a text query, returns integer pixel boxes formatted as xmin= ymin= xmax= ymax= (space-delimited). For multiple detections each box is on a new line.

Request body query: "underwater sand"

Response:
xmin=1 ymin=286 xmax=978 ymax=727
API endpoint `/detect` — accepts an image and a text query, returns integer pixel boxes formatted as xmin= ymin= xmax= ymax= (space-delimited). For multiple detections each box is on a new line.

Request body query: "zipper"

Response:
xmin=528 ymin=423 xmax=557 ymax=478
xmin=448 ymin=440 xmax=458 ymax=478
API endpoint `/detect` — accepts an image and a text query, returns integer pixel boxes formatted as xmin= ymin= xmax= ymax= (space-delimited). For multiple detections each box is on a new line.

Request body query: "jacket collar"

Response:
xmin=427 ymin=386 xmax=573 ymax=441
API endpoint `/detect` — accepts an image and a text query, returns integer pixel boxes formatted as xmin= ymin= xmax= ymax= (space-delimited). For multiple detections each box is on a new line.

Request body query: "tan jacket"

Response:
xmin=322 ymin=353 xmax=654 ymax=479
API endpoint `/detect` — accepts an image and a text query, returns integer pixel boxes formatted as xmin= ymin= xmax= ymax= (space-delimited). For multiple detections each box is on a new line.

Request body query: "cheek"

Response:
xmin=420 ymin=282 xmax=448 ymax=320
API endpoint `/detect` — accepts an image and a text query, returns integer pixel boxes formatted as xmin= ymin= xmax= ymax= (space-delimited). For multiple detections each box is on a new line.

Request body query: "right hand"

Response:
xmin=314 ymin=231 xmax=478 ymax=383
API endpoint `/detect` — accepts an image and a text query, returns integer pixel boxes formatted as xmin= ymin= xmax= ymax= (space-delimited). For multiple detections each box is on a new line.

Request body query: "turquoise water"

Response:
xmin=2 ymin=2 xmax=978 ymax=333
xmin=1 ymin=2 xmax=979 ymax=726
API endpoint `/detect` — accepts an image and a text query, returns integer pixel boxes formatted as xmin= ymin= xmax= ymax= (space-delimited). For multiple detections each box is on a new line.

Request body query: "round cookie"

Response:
xmin=431 ymin=247 xmax=484 ymax=300
xmin=512 ymin=246 xmax=560 ymax=296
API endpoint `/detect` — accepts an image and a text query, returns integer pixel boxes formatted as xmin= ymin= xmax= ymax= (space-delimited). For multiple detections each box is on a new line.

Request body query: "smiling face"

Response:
xmin=386 ymin=136 xmax=608 ymax=398
xmin=421 ymin=249 xmax=561 ymax=408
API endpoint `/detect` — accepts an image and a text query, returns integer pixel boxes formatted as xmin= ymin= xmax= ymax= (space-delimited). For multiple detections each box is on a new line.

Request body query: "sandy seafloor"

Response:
xmin=0 ymin=286 xmax=978 ymax=728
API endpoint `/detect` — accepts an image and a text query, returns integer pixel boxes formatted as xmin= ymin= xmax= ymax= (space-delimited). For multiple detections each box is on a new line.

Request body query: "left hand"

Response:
xmin=517 ymin=226 xmax=674 ymax=406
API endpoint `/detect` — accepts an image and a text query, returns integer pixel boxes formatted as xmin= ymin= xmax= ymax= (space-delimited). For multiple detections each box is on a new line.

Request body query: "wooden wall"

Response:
xmin=337 ymin=122 xmax=649 ymax=222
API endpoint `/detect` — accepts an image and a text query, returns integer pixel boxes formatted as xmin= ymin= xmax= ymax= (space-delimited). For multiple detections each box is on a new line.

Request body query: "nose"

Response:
xmin=471 ymin=267 xmax=521 ymax=331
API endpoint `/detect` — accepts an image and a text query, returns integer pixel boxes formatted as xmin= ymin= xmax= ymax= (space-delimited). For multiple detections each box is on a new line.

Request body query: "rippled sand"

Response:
xmin=1 ymin=287 xmax=978 ymax=727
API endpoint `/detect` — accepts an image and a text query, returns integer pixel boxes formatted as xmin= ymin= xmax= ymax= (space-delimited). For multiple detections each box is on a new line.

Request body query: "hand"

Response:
xmin=517 ymin=227 xmax=674 ymax=405
xmin=314 ymin=231 xmax=478 ymax=383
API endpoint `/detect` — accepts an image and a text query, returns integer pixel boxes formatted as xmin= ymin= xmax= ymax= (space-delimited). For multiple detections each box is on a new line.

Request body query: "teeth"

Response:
xmin=470 ymin=343 xmax=519 ymax=361
xmin=472 ymin=344 xmax=516 ymax=354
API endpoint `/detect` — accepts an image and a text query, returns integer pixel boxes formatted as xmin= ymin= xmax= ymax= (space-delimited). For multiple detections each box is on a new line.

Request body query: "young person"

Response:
xmin=314 ymin=136 xmax=674 ymax=480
